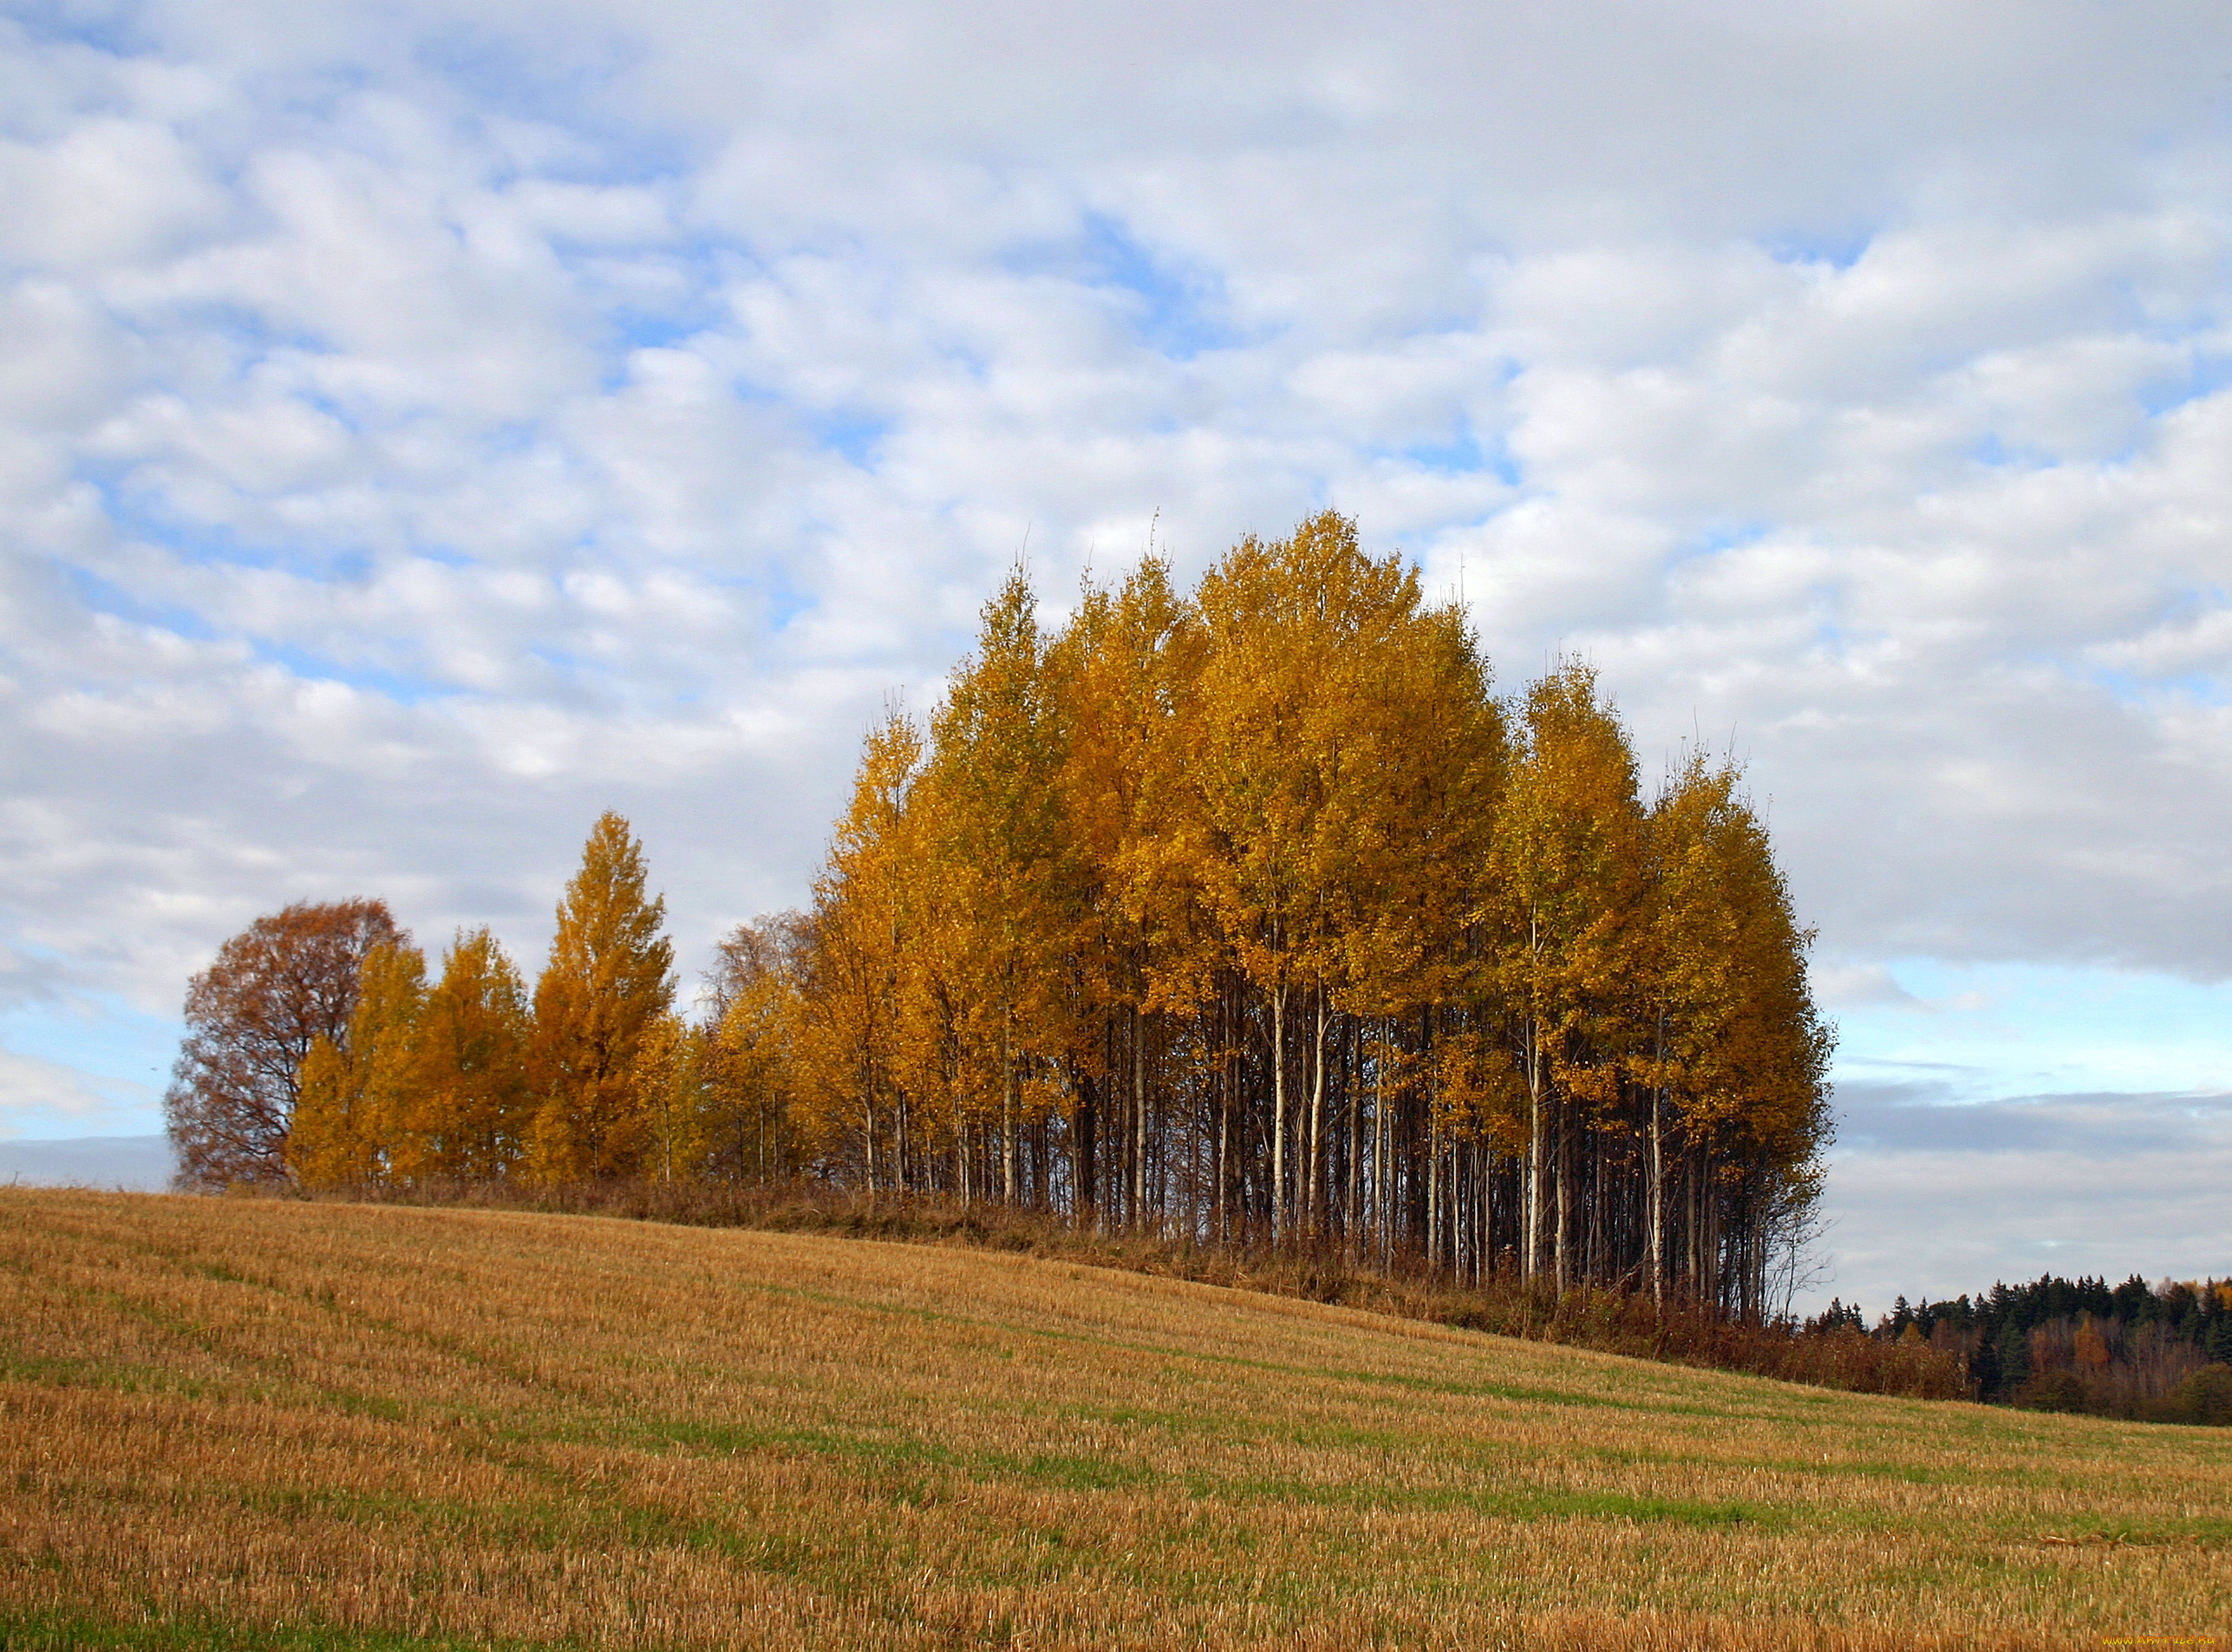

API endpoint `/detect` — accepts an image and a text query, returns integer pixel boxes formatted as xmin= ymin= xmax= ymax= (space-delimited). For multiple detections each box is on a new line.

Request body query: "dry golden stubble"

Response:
xmin=0 ymin=1188 xmax=2224 ymax=1651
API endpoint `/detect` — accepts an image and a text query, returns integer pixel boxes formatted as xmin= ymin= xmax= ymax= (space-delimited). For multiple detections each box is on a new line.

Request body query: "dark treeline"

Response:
xmin=1810 ymin=1275 xmax=2232 ymax=1423
xmin=169 ymin=513 xmax=1835 ymax=1327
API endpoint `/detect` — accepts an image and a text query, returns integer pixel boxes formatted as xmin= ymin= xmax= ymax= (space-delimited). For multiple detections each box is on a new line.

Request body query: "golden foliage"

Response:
xmin=181 ymin=514 xmax=1831 ymax=1321
xmin=404 ymin=926 xmax=533 ymax=1180
xmin=285 ymin=939 xmax=426 ymax=1188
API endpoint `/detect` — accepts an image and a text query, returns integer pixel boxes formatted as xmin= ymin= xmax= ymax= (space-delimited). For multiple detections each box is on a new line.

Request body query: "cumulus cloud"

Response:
xmin=3 ymin=0 xmax=2231 ymax=1296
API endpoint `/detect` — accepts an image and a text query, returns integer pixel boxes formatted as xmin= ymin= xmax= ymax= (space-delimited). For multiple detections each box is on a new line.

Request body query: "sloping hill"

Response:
xmin=1 ymin=1190 xmax=2223 ymax=1650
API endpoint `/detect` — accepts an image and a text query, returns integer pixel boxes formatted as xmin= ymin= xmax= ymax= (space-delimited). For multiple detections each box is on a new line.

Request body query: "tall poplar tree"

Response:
xmin=1048 ymin=557 xmax=1204 ymax=1228
xmin=1483 ymin=663 xmax=1648 ymax=1290
xmin=1691 ymin=779 xmax=1835 ymax=1316
xmin=799 ymin=711 xmax=922 ymax=1192
xmin=926 ymin=569 xmax=1077 ymax=1204
xmin=1191 ymin=513 xmax=1415 ymax=1239
xmin=702 ymin=914 xmax=805 ymax=1183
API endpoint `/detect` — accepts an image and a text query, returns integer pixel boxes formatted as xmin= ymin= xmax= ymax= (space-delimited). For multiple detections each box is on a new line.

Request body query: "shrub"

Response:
xmin=2155 ymin=1363 xmax=2232 ymax=1426
xmin=2018 ymin=1371 xmax=2093 ymax=1414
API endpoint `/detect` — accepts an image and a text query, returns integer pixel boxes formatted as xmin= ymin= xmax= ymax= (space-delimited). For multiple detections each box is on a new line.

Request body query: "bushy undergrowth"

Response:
xmin=290 ymin=1176 xmax=1968 ymax=1401
xmin=2016 ymin=1361 xmax=2232 ymax=1424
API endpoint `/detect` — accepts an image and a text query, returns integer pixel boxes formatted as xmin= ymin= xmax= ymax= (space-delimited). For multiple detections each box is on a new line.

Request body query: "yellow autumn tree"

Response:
xmin=1047 ymin=557 xmax=1206 ymax=1229
xmin=288 ymin=939 xmax=427 ymax=1188
xmin=1482 ymin=662 xmax=1649 ymax=1290
xmin=795 ymin=710 xmax=921 ymax=1192
xmin=1333 ymin=600 xmax=1506 ymax=1272
xmin=1638 ymin=750 xmax=1741 ymax=1303
xmin=700 ymin=914 xmax=805 ymax=1182
xmin=396 ymin=927 xmax=532 ymax=1181
xmin=1190 ymin=513 xmax=1426 ymax=1240
xmin=921 ymin=569 xmax=1080 ymax=1205
xmin=629 ymin=1010 xmax=701 ymax=1185
xmin=1687 ymin=773 xmax=1834 ymax=1317
xmin=525 ymin=812 xmax=675 ymax=1181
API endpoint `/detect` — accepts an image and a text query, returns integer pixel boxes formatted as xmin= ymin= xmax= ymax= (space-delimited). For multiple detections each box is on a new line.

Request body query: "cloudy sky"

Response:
xmin=6 ymin=0 xmax=2232 ymax=1315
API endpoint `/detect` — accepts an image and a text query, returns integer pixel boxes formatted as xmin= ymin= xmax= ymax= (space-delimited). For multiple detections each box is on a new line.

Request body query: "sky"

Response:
xmin=4 ymin=0 xmax=2232 ymax=1316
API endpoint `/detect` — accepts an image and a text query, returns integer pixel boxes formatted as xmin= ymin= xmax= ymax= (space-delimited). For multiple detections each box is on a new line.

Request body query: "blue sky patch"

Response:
xmin=0 ymin=992 xmax=176 ymax=1137
xmin=1764 ymin=225 xmax=1874 ymax=271
xmin=1006 ymin=212 xmax=1238 ymax=362
xmin=806 ymin=410 xmax=891 ymax=470
xmin=2138 ymin=349 xmax=2232 ymax=417
xmin=253 ymin=642 xmax=452 ymax=705
xmin=1832 ymin=958 xmax=2232 ymax=1104
xmin=66 ymin=566 xmax=219 ymax=643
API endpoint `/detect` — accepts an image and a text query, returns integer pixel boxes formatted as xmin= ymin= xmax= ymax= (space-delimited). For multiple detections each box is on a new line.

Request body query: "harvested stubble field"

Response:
xmin=0 ymin=1191 xmax=2224 ymax=1652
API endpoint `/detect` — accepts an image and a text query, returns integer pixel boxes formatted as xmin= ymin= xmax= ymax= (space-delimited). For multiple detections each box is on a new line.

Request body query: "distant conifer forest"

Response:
xmin=1811 ymin=1275 xmax=2232 ymax=1424
xmin=171 ymin=511 xmax=1843 ymax=1325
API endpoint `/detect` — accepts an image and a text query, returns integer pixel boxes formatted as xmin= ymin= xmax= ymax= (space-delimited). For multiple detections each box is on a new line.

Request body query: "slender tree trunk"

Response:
xmin=1366 ymin=1027 xmax=1383 ymax=1268
xmin=1347 ymin=1016 xmax=1363 ymax=1254
xmin=1553 ymin=1103 xmax=1569 ymax=1294
xmin=1132 ymin=1004 xmax=1147 ymax=1231
xmin=1002 ymin=1005 xmax=1016 ymax=1205
xmin=1270 ymin=981 xmax=1287 ymax=1246
xmin=1524 ymin=1018 xmax=1543 ymax=1283
xmin=1648 ymin=1081 xmax=1665 ymax=1308
xmin=863 ymin=1082 xmax=877 ymax=1196
xmin=1308 ymin=988 xmax=1327 ymax=1235
xmin=1075 ymin=1061 xmax=1096 ymax=1229
xmin=1426 ymin=1116 xmax=1439 ymax=1269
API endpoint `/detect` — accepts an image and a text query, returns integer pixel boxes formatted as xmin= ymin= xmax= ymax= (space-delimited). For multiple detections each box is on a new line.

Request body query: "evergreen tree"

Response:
xmin=1996 ymin=1320 xmax=2033 ymax=1398
xmin=526 ymin=813 xmax=675 ymax=1181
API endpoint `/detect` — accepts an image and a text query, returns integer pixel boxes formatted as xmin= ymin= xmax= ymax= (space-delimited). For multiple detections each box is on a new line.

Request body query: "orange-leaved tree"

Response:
xmin=166 ymin=898 xmax=404 ymax=1188
xmin=796 ymin=710 xmax=922 ymax=1192
xmin=399 ymin=927 xmax=532 ymax=1181
xmin=923 ymin=569 xmax=1080 ymax=1205
xmin=526 ymin=813 xmax=675 ymax=1181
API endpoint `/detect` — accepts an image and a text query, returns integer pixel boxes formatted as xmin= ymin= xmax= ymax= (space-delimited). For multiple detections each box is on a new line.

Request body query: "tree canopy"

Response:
xmin=763 ymin=511 xmax=1833 ymax=1316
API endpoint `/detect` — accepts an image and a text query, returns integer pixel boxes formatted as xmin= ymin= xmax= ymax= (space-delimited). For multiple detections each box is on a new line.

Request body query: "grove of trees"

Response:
xmin=165 ymin=512 xmax=1835 ymax=1322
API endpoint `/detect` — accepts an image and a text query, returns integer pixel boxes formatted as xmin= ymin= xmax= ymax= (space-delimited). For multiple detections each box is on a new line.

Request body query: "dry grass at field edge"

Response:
xmin=295 ymin=1175 xmax=1967 ymax=1399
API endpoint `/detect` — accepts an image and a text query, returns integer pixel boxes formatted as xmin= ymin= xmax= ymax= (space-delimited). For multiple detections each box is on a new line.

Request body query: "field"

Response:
xmin=0 ymin=1191 xmax=2224 ymax=1650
